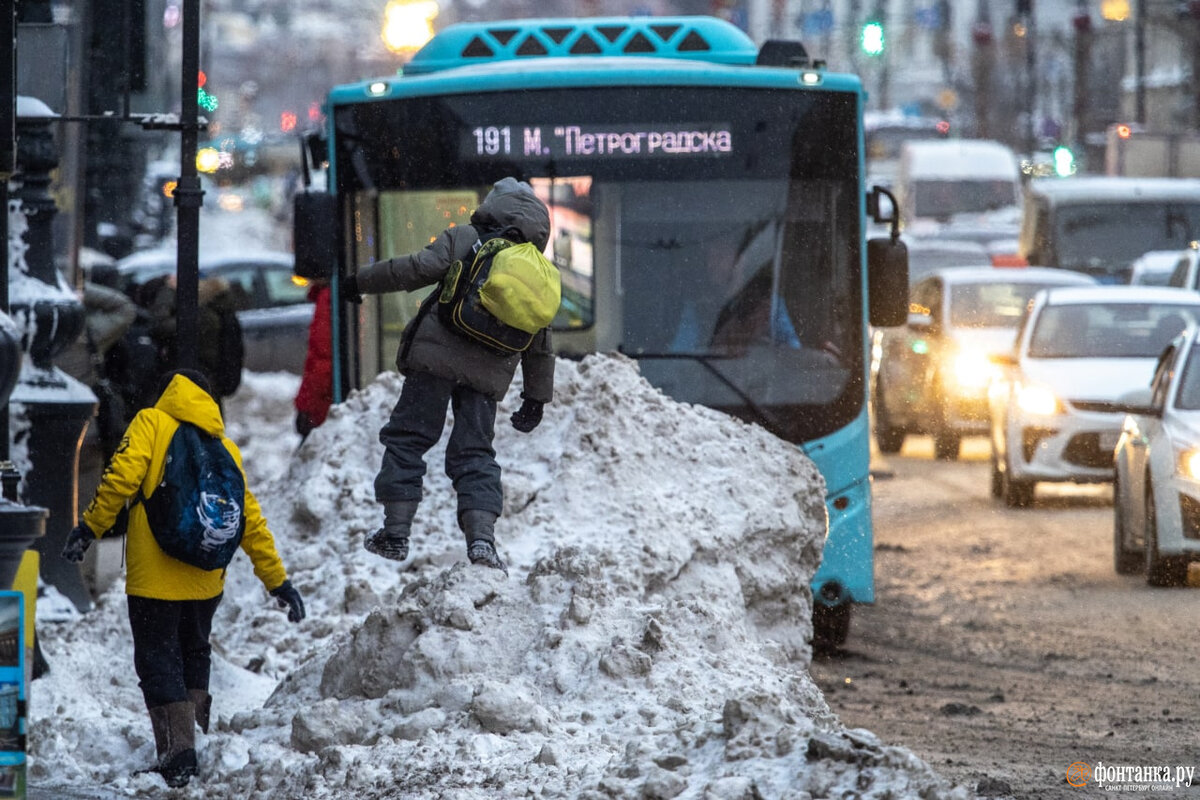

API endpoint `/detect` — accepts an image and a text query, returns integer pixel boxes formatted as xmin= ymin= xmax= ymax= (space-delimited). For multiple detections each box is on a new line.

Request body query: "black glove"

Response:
xmin=270 ymin=580 xmax=306 ymax=623
xmin=62 ymin=523 xmax=95 ymax=563
xmin=295 ymin=411 xmax=315 ymax=437
xmin=511 ymin=398 xmax=544 ymax=433
xmin=339 ymin=273 xmax=362 ymax=304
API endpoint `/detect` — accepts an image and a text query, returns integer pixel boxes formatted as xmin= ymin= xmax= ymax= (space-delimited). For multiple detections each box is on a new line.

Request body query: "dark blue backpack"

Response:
xmin=140 ymin=422 xmax=246 ymax=571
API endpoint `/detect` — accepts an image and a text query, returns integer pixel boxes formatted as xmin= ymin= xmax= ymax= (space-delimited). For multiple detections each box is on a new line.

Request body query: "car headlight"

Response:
xmin=1016 ymin=383 xmax=1061 ymax=416
xmin=948 ymin=350 xmax=995 ymax=392
xmin=1177 ymin=448 xmax=1200 ymax=480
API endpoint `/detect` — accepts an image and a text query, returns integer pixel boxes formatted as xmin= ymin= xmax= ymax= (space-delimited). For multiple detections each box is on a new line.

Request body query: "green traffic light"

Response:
xmin=861 ymin=21 xmax=885 ymax=55
xmin=1052 ymin=146 xmax=1076 ymax=177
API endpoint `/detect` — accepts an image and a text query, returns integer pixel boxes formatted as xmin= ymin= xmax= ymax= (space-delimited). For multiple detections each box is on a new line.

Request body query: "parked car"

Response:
xmin=873 ymin=266 xmax=1096 ymax=459
xmin=1018 ymin=176 xmax=1200 ymax=284
xmin=1113 ymin=325 xmax=1200 ymax=585
xmin=115 ymin=249 xmax=313 ymax=374
xmin=988 ymin=285 xmax=1200 ymax=507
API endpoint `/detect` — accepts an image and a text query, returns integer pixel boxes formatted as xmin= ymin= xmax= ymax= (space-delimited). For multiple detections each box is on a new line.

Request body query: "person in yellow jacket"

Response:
xmin=61 ymin=369 xmax=305 ymax=789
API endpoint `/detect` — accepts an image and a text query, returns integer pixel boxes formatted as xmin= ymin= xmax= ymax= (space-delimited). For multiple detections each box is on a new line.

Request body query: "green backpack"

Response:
xmin=438 ymin=235 xmax=561 ymax=355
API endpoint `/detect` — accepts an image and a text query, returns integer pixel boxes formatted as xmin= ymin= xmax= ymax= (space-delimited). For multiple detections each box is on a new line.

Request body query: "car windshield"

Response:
xmin=1175 ymin=343 xmax=1200 ymax=410
xmin=912 ymin=179 xmax=1017 ymax=218
xmin=949 ymin=281 xmax=1053 ymax=328
xmin=1028 ymin=302 xmax=1198 ymax=358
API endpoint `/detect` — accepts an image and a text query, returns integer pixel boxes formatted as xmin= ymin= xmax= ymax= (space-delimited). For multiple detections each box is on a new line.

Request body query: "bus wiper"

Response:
xmin=619 ymin=349 xmax=786 ymax=432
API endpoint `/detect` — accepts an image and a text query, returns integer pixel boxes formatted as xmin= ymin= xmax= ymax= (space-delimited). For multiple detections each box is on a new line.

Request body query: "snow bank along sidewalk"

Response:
xmin=30 ymin=355 xmax=972 ymax=798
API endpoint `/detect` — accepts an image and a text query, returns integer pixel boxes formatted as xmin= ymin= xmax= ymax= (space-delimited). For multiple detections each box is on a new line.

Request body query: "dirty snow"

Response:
xmin=29 ymin=356 xmax=973 ymax=798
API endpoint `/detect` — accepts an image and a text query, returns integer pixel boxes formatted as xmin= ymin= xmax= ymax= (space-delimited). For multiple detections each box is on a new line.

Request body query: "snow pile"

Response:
xmin=29 ymin=354 xmax=971 ymax=798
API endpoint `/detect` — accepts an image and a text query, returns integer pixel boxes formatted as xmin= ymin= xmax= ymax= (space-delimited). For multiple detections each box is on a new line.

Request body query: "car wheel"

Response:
xmin=989 ymin=447 xmax=1003 ymax=498
xmin=930 ymin=387 xmax=961 ymax=461
xmin=933 ymin=428 xmax=961 ymax=461
xmin=1112 ymin=472 xmax=1143 ymax=575
xmin=1145 ymin=484 xmax=1190 ymax=587
xmin=1001 ymin=452 xmax=1035 ymax=508
xmin=873 ymin=381 xmax=905 ymax=454
xmin=811 ymin=602 xmax=851 ymax=652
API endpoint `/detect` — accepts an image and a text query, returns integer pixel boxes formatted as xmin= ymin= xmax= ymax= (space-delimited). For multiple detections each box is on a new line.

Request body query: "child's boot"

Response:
xmin=461 ymin=510 xmax=507 ymax=575
xmin=149 ymin=701 xmax=199 ymax=788
xmin=364 ymin=500 xmax=419 ymax=561
xmin=188 ymin=689 xmax=212 ymax=734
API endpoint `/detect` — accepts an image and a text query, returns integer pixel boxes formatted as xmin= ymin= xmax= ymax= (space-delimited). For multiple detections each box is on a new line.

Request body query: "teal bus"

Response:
xmin=294 ymin=16 xmax=908 ymax=647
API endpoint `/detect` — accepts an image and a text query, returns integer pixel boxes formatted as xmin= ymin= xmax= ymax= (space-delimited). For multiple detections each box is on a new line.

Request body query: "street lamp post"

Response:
xmin=7 ymin=96 xmax=95 ymax=613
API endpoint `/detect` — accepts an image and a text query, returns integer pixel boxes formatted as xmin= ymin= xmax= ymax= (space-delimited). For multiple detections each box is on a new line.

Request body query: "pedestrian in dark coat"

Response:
xmin=341 ymin=177 xmax=555 ymax=573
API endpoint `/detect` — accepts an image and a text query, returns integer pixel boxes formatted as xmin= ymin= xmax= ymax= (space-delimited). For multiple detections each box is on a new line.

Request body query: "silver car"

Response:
xmin=989 ymin=286 xmax=1200 ymax=508
xmin=873 ymin=266 xmax=1095 ymax=459
xmin=1113 ymin=325 xmax=1200 ymax=585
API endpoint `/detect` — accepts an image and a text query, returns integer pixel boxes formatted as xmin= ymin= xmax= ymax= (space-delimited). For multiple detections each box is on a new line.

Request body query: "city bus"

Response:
xmin=293 ymin=15 xmax=908 ymax=647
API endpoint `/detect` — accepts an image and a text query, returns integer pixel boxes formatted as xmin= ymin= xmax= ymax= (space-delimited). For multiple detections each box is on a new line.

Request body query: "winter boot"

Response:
xmin=364 ymin=500 xmax=419 ymax=561
xmin=188 ymin=689 xmax=212 ymax=734
xmin=148 ymin=701 xmax=199 ymax=788
xmin=461 ymin=510 xmax=507 ymax=575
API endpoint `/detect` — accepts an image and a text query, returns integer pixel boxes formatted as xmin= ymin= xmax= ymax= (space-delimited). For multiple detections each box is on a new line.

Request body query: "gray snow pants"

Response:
xmin=374 ymin=369 xmax=503 ymax=517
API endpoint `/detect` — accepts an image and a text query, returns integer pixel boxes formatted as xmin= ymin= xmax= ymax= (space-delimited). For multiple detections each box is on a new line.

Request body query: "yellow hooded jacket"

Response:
xmin=81 ymin=374 xmax=289 ymax=600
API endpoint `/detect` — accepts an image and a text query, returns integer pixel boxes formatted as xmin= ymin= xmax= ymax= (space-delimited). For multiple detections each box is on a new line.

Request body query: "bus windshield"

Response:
xmin=336 ymin=86 xmax=862 ymax=443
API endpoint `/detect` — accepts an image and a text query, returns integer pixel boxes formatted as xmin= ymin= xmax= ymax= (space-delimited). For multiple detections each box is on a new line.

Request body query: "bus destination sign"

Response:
xmin=465 ymin=124 xmax=733 ymax=160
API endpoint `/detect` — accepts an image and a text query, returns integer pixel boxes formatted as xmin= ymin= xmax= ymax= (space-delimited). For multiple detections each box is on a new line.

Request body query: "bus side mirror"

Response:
xmin=293 ymin=191 xmax=336 ymax=281
xmin=868 ymin=237 xmax=908 ymax=327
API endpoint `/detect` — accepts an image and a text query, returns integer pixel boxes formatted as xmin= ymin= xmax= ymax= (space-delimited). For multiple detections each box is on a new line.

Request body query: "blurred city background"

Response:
xmin=10 ymin=0 xmax=1196 ymax=281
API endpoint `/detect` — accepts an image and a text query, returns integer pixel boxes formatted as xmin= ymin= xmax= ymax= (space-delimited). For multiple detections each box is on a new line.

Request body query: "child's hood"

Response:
xmin=471 ymin=177 xmax=551 ymax=251
xmin=154 ymin=375 xmax=225 ymax=437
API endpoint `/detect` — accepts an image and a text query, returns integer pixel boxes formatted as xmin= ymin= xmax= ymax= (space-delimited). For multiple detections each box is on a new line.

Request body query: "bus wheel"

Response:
xmin=812 ymin=602 xmax=851 ymax=652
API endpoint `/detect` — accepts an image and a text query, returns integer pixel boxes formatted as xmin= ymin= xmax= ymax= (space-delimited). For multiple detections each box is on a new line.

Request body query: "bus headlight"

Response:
xmin=1016 ymin=383 xmax=1061 ymax=416
xmin=1177 ymin=448 xmax=1200 ymax=480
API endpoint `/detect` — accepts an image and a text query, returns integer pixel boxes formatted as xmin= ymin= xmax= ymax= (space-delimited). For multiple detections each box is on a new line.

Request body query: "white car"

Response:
xmin=988 ymin=286 xmax=1200 ymax=507
xmin=873 ymin=266 xmax=1095 ymax=459
xmin=1113 ymin=325 xmax=1200 ymax=585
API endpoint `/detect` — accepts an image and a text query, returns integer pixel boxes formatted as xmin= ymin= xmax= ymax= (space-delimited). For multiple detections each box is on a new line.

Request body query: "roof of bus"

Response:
xmin=406 ymin=17 xmax=760 ymax=74
xmin=327 ymin=17 xmax=862 ymax=106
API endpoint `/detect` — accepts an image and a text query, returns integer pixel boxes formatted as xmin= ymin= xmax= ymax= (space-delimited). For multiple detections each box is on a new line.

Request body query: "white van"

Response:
xmin=897 ymin=139 xmax=1021 ymax=232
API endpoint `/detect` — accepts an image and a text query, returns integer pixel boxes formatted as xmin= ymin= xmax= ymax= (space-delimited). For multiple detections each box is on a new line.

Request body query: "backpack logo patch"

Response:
xmin=437 ymin=236 xmax=561 ymax=355
xmin=142 ymin=423 xmax=246 ymax=571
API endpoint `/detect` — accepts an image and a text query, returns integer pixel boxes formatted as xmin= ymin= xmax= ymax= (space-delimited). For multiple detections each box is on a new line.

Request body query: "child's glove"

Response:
xmin=339 ymin=273 xmax=362 ymax=304
xmin=61 ymin=523 xmax=95 ymax=563
xmin=295 ymin=411 xmax=315 ymax=437
xmin=270 ymin=580 xmax=306 ymax=623
xmin=510 ymin=398 xmax=544 ymax=433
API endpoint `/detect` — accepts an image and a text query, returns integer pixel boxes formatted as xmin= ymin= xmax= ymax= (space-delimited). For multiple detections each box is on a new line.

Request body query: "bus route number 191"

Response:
xmin=472 ymin=126 xmax=512 ymax=156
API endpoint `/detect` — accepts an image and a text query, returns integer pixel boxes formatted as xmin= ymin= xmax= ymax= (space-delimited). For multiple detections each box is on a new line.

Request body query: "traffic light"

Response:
xmin=1052 ymin=145 xmax=1076 ymax=177
xmin=197 ymin=70 xmax=219 ymax=113
xmin=860 ymin=19 xmax=885 ymax=56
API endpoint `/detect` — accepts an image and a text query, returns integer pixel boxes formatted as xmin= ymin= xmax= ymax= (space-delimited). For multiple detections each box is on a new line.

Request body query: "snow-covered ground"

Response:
xmin=28 ymin=356 xmax=975 ymax=798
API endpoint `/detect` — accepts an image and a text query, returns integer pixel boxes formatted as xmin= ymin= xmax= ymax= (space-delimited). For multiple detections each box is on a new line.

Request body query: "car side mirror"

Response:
xmin=989 ymin=351 xmax=1018 ymax=367
xmin=868 ymin=236 xmax=909 ymax=327
xmin=293 ymin=191 xmax=336 ymax=281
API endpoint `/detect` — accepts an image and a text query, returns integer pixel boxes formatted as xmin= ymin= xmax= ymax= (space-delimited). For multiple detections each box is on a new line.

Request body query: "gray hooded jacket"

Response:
xmin=354 ymin=178 xmax=555 ymax=403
